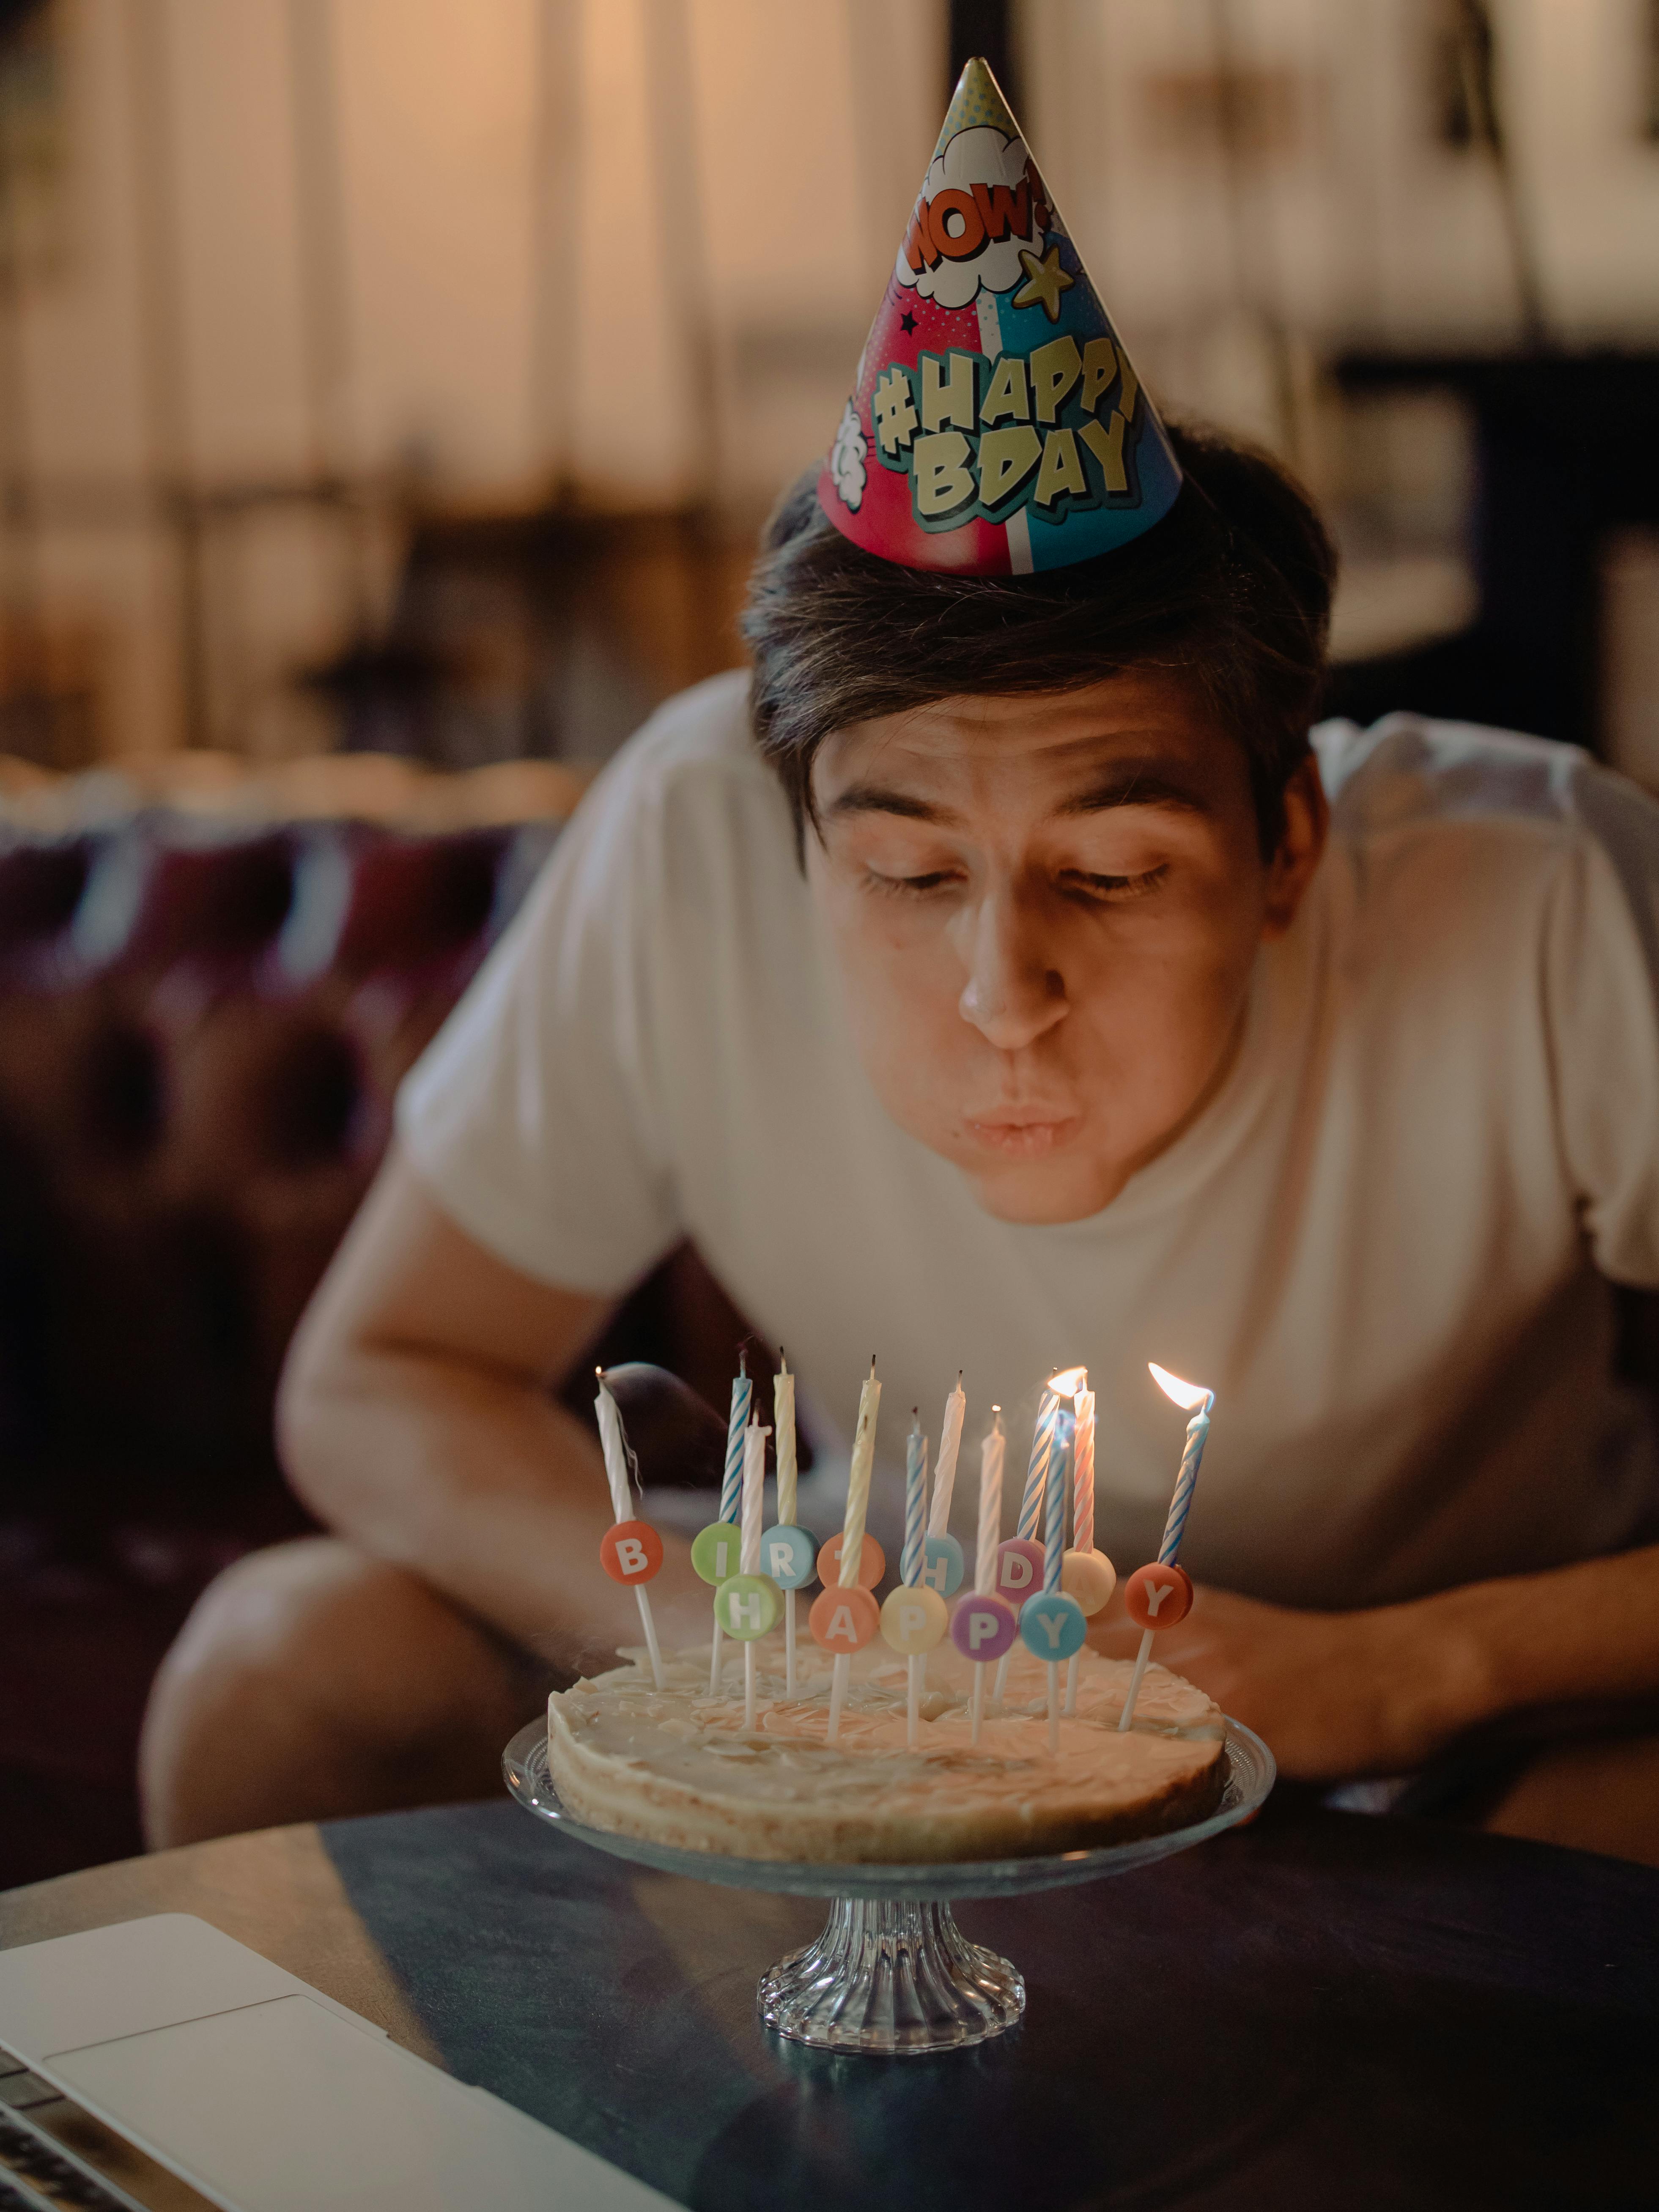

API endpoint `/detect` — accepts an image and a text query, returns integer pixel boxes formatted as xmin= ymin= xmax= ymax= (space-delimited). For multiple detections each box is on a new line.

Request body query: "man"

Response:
xmin=141 ymin=66 xmax=1659 ymax=1860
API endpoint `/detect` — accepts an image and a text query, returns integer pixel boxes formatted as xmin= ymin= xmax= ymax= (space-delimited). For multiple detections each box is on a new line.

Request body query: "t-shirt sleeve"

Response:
xmin=1545 ymin=777 xmax=1659 ymax=1287
xmin=395 ymin=743 xmax=680 ymax=1296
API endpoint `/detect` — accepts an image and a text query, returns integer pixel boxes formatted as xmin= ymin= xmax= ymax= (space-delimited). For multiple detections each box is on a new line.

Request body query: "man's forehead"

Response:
xmin=825 ymin=677 xmax=1211 ymax=765
xmin=816 ymin=681 xmax=1227 ymax=817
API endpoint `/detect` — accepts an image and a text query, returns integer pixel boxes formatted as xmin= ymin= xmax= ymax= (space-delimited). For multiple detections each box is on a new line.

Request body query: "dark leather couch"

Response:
xmin=0 ymin=790 xmax=749 ymax=1883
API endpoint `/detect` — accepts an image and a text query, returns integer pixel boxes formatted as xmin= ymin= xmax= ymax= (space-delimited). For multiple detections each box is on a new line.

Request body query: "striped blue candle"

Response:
xmin=1016 ymin=1388 xmax=1058 ymax=1540
xmin=719 ymin=1362 xmax=752 ymax=1524
xmin=902 ymin=1416 xmax=928 ymax=1587
xmin=1157 ymin=1400 xmax=1213 ymax=1565
xmin=1044 ymin=1402 xmax=1073 ymax=1592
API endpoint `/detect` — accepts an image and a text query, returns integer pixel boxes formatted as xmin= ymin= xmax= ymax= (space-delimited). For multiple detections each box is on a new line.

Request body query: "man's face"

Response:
xmin=806 ymin=672 xmax=1327 ymax=1224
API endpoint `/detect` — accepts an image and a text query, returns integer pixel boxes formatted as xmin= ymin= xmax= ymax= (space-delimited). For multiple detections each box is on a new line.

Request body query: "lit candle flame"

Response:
xmin=1149 ymin=1361 xmax=1211 ymax=1411
xmin=1048 ymin=1365 xmax=1088 ymax=1399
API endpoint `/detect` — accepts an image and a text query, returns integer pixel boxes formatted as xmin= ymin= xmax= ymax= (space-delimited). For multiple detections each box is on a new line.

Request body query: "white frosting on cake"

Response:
xmin=548 ymin=1639 xmax=1227 ymax=1863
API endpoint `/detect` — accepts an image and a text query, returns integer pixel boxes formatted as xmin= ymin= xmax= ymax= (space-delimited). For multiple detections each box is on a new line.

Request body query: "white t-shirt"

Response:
xmin=398 ymin=669 xmax=1659 ymax=1609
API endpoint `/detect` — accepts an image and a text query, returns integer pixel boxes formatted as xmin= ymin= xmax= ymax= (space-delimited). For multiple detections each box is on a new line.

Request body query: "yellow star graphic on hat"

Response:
xmin=1013 ymin=243 xmax=1072 ymax=323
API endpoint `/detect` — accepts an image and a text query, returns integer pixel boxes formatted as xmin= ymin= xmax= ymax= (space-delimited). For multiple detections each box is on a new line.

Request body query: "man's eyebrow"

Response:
xmin=822 ymin=761 xmax=1212 ymax=825
xmin=1059 ymin=764 xmax=1212 ymax=817
xmin=824 ymin=784 xmax=962 ymax=825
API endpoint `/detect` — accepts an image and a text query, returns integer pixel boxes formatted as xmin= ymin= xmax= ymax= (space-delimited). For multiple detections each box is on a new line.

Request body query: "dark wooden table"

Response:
xmin=0 ymin=1792 xmax=1654 ymax=2210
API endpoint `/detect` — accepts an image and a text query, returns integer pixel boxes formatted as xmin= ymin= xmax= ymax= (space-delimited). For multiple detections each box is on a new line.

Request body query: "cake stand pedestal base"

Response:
xmin=757 ymin=1897 xmax=1023 ymax=2055
xmin=504 ymin=1719 xmax=1274 ymax=2064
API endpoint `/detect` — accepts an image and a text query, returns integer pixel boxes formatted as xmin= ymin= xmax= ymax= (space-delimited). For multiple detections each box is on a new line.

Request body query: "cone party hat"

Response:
xmin=820 ymin=58 xmax=1180 ymax=574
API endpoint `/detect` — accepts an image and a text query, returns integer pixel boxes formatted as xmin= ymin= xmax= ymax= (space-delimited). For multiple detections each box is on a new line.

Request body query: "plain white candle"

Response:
xmin=594 ymin=1374 xmax=664 ymax=1690
xmin=740 ymin=1419 xmax=769 ymax=1730
xmin=928 ymin=1375 xmax=967 ymax=1537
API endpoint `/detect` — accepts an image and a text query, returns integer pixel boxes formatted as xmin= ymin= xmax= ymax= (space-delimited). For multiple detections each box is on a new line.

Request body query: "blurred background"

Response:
xmin=0 ymin=0 xmax=1653 ymax=1883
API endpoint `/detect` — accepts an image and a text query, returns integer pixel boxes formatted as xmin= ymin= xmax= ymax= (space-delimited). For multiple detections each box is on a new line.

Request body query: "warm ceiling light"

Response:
xmin=1048 ymin=1366 xmax=1088 ymax=1399
xmin=1149 ymin=1361 xmax=1210 ymax=1411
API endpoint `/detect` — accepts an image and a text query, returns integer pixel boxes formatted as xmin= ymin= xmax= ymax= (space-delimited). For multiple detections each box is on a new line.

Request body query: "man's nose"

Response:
xmin=956 ymin=891 xmax=1068 ymax=1050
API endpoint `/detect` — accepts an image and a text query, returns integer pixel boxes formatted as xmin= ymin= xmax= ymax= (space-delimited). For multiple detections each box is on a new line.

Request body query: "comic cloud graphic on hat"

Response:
xmin=820 ymin=58 xmax=1180 ymax=574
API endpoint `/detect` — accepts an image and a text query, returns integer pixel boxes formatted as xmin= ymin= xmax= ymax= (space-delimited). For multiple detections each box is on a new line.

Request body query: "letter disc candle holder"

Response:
xmin=504 ymin=1720 xmax=1272 ymax=2057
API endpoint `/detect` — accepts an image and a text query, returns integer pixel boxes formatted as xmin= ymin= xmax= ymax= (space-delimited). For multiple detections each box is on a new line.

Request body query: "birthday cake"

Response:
xmin=547 ymin=1639 xmax=1226 ymax=1864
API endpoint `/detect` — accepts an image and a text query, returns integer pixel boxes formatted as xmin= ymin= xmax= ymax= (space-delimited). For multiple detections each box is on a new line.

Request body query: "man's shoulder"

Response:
xmin=1312 ymin=714 xmax=1659 ymax=1005
xmin=565 ymin=668 xmax=785 ymax=873
xmin=613 ymin=668 xmax=763 ymax=796
xmin=1314 ymin=713 xmax=1653 ymax=843
xmin=1316 ymin=711 xmax=1659 ymax=906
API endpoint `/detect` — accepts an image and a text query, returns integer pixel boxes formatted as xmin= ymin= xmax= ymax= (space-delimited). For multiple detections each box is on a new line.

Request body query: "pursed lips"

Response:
xmin=962 ymin=1110 xmax=1083 ymax=1157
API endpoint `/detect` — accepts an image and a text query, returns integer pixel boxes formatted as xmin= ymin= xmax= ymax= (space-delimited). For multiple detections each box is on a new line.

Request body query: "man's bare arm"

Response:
xmin=278 ymin=1143 xmax=706 ymax=1677
xmin=1090 ymin=1543 xmax=1659 ymax=1783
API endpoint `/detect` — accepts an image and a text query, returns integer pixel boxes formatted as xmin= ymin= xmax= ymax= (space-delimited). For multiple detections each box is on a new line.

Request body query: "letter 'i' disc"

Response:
xmin=691 ymin=1522 xmax=741 ymax=1586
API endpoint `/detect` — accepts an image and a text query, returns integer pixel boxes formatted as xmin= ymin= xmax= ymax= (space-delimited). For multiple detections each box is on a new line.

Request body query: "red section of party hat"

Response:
xmin=818 ymin=58 xmax=1181 ymax=576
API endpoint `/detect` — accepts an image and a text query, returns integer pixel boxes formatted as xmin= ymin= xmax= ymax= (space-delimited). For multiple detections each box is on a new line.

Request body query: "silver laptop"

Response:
xmin=0 ymin=1913 xmax=677 ymax=2210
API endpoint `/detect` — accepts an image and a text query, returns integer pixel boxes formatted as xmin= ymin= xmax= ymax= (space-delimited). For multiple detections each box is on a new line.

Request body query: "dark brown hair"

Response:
xmin=742 ymin=421 xmax=1336 ymax=861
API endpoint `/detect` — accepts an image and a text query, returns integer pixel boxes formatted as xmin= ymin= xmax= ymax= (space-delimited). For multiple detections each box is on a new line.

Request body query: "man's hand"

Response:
xmin=1088 ymin=1583 xmax=1489 ymax=1781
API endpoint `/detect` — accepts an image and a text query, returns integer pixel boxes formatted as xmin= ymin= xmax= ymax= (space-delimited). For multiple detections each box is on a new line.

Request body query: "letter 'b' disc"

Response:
xmin=600 ymin=1519 xmax=664 ymax=1585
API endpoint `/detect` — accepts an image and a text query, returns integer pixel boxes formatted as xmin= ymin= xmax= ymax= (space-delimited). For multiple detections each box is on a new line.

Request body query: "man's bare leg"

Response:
xmin=1483 ymin=1731 xmax=1659 ymax=1869
xmin=140 ymin=1537 xmax=554 ymax=1848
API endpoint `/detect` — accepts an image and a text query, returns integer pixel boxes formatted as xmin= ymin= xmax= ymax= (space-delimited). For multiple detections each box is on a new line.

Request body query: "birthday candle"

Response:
xmin=839 ymin=1360 xmax=880 ymax=1589
xmin=774 ymin=1358 xmax=798 ymax=1526
xmin=902 ymin=1414 xmax=928 ymax=1588
xmin=1040 ymin=1399 xmax=1075 ymax=1751
xmin=1120 ymin=1364 xmax=1215 ymax=1733
xmin=1015 ymin=1387 xmax=1055 ymax=1540
xmin=721 ymin=1354 xmax=752 ymax=1524
xmin=1155 ymin=1381 xmax=1212 ymax=1564
xmin=1043 ymin=1401 xmax=1072 ymax=1593
xmin=774 ymin=1354 xmax=800 ymax=1697
xmin=594 ymin=1373 xmax=665 ymax=1690
xmin=741 ymin=1417 xmax=767 ymax=1576
xmin=709 ymin=1351 xmax=753 ymax=1696
xmin=969 ymin=1409 xmax=1005 ymax=1746
xmin=901 ymin=1410 xmax=928 ymax=1747
xmin=828 ymin=1360 xmax=880 ymax=1742
xmin=927 ymin=1375 xmax=966 ymax=1538
xmin=995 ymin=1371 xmax=1084 ymax=1703
xmin=1072 ymin=1387 xmax=1096 ymax=1557
xmin=974 ymin=1410 xmax=1005 ymax=1594
xmin=1064 ymin=1384 xmax=1097 ymax=1718
xmin=740 ymin=1417 xmax=769 ymax=1731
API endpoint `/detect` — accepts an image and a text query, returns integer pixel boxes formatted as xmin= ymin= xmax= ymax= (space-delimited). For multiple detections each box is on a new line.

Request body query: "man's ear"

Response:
xmin=1261 ymin=753 xmax=1329 ymax=941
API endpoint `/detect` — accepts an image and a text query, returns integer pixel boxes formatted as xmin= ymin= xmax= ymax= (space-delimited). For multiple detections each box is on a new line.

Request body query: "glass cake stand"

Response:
xmin=502 ymin=1719 xmax=1274 ymax=2057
